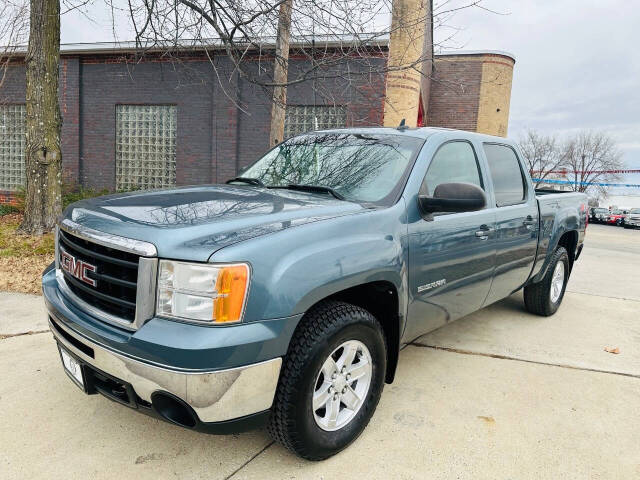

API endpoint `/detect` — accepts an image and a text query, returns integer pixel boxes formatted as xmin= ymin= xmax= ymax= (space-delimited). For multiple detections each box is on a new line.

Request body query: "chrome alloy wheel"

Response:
xmin=312 ymin=340 xmax=373 ymax=432
xmin=550 ymin=261 xmax=565 ymax=303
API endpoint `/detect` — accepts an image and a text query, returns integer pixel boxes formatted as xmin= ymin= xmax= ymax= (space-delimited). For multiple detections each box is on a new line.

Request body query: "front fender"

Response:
xmin=210 ymin=202 xmax=408 ymax=323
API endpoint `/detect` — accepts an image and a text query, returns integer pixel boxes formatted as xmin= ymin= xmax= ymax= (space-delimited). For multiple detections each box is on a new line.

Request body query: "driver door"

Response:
xmin=405 ymin=140 xmax=497 ymax=341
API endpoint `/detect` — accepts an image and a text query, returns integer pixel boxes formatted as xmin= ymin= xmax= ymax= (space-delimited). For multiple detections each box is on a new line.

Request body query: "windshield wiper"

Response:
xmin=270 ymin=184 xmax=345 ymax=200
xmin=225 ymin=177 xmax=264 ymax=186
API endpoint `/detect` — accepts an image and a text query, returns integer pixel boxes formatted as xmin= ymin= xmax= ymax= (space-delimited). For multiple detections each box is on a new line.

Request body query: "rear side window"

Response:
xmin=483 ymin=144 xmax=526 ymax=206
xmin=422 ymin=141 xmax=483 ymax=195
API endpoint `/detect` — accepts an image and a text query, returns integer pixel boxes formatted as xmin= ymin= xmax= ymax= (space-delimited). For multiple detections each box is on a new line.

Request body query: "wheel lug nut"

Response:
xmin=342 ymin=387 xmax=347 ymax=394
xmin=333 ymin=394 xmax=338 ymax=401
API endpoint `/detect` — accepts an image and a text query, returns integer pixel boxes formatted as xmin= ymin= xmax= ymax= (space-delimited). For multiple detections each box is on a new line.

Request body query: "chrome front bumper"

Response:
xmin=49 ymin=315 xmax=282 ymax=424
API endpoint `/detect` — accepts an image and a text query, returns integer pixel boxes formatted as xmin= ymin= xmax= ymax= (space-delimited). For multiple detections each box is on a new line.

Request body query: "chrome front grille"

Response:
xmin=58 ymin=229 xmax=139 ymax=321
xmin=56 ymin=219 xmax=158 ymax=330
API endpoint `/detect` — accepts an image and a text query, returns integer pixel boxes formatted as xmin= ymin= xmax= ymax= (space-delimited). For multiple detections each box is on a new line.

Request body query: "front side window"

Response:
xmin=116 ymin=105 xmax=177 ymax=191
xmin=0 ymin=105 xmax=26 ymax=191
xmin=284 ymin=105 xmax=347 ymax=138
xmin=422 ymin=141 xmax=483 ymax=196
xmin=483 ymin=144 xmax=526 ymax=206
xmin=241 ymin=132 xmax=423 ymax=204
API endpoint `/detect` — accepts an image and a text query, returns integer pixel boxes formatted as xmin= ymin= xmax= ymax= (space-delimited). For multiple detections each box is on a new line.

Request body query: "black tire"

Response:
xmin=523 ymin=246 xmax=569 ymax=316
xmin=268 ymin=300 xmax=387 ymax=460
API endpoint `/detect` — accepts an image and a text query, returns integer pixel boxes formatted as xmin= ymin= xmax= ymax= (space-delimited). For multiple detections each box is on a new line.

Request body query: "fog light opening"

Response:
xmin=151 ymin=391 xmax=198 ymax=428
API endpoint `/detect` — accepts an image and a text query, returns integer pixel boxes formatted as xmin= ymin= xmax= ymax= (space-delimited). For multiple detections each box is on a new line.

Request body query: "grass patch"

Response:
xmin=0 ymin=204 xmax=21 ymax=216
xmin=0 ymin=215 xmax=55 ymax=257
xmin=0 ymin=214 xmax=55 ymax=294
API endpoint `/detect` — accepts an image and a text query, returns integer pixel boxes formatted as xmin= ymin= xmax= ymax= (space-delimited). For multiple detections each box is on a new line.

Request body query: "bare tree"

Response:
xmin=518 ymin=130 xmax=567 ymax=188
xmin=563 ymin=130 xmax=624 ymax=195
xmin=269 ymin=0 xmax=293 ymax=147
xmin=0 ymin=0 xmax=29 ymax=97
xmin=122 ymin=0 xmax=489 ymax=95
xmin=18 ymin=0 xmax=62 ymax=234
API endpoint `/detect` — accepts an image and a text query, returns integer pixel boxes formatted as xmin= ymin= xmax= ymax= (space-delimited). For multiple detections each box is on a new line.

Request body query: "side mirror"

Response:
xmin=418 ymin=182 xmax=486 ymax=215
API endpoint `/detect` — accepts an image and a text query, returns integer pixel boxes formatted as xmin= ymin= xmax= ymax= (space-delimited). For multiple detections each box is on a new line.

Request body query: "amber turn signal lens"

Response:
xmin=213 ymin=265 xmax=249 ymax=323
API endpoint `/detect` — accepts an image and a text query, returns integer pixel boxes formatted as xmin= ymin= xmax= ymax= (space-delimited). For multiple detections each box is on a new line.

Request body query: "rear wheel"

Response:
xmin=523 ymin=246 xmax=569 ymax=316
xmin=268 ymin=300 xmax=386 ymax=460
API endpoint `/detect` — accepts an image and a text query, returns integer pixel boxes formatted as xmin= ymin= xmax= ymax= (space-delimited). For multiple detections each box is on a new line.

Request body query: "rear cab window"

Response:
xmin=483 ymin=143 xmax=527 ymax=207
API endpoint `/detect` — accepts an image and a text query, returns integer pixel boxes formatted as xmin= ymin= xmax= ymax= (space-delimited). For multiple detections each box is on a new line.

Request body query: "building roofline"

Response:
xmin=436 ymin=49 xmax=516 ymax=62
xmin=3 ymin=37 xmax=515 ymax=63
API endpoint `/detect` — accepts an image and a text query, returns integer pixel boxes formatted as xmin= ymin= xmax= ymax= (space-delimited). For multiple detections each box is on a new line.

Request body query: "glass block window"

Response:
xmin=284 ymin=105 xmax=347 ymax=138
xmin=116 ymin=105 xmax=177 ymax=191
xmin=0 ymin=105 xmax=26 ymax=191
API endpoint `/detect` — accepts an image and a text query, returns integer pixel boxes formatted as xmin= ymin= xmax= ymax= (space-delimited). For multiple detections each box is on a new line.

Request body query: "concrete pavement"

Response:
xmin=1 ymin=224 xmax=639 ymax=479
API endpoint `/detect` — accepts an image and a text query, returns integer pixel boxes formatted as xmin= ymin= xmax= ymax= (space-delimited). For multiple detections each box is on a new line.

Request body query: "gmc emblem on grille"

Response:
xmin=60 ymin=251 xmax=97 ymax=287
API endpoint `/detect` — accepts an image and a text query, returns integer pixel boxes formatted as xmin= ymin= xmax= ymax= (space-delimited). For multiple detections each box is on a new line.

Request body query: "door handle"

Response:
xmin=475 ymin=225 xmax=494 ymax=239
xmin=523 ymin=215 xmax=537 ymax=226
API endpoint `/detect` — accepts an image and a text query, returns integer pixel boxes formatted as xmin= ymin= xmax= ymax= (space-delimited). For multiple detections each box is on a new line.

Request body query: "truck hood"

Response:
xmin=64 ymin=185 xmax=366 ymax=261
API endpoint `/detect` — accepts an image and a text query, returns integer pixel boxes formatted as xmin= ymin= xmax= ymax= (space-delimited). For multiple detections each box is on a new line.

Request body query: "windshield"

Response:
xmin=241 ymin=132 xmax=424 ymax=203
xmin=630 ymin=209 xmax=640 ymax=214
xmin=594 ymin=208 xmax=608 ymax=213
xmin=611 ymin=210 xmax=623 ymax=214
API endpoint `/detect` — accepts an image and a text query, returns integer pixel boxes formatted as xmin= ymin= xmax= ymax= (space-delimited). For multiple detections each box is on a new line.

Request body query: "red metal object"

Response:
xmin=417 ymin=94 xmax=425 ymax=127
xmin=605 ymin=213 xmax=625 ymax=225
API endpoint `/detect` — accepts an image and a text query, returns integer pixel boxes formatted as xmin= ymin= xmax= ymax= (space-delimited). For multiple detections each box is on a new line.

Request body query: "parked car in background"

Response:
xmin=606 ymin=209 xmax=626 ymax=226
xmin=590 ymin=207 xmax=609 ymax=224
xmin=624 ymin=208 xmax=640 ymax=229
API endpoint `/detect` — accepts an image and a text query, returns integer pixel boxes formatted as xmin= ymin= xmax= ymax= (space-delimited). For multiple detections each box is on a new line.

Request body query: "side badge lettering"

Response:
xmin=418 ymin=279 xmax=446 ymax=293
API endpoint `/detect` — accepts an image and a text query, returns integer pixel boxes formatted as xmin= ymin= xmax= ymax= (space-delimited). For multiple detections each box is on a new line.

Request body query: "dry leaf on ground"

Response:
xmin=604 ymin=347 xmax=620 ymax=354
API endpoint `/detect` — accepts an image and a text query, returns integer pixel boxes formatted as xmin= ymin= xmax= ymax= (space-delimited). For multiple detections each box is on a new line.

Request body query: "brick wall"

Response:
xmin=425 ymin=52 xmax=514 ymax=137
xmin=60 ymin=57 xmax=81 ymax=183
xmin=0 ymin=49 xmax=513 ymax=204
xmin=0 ymin=191 xmax=19 ymax=205
xmin=476 ymin=54 xmax=515 ymax=137
xmin=426 ymin=54 xmax=484 ymax=131
xmin=79 ymin=57 xmax=214 ymax=190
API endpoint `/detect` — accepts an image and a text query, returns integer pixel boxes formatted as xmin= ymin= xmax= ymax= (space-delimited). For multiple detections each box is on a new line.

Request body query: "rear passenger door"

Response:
xmin=482 ymin=143 xmax=539 ymax=305
xmin=405 ymin=140 xmax=497 ymax=341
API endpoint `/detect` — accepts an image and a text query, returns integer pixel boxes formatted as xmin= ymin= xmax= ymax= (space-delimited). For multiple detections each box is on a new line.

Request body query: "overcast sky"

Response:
xmin=59 ymin=0 xmax=639 ymax=192
xmin=445 ymin=0 xmax=640 ymax=192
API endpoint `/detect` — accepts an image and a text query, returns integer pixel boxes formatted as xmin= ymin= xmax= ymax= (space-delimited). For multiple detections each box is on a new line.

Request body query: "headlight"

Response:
xmin=156 ymin=260 xmax=250 ymax=323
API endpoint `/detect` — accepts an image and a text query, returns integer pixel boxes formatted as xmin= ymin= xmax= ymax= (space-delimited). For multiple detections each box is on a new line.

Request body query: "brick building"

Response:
xmin=0 ymin=41 xmax=514 ymax=201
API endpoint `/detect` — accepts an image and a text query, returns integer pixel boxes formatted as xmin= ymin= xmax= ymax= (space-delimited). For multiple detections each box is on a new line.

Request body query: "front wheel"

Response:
xmin=268 ymin=301 xmax=387 ymax=460
xmin=523 ymin=246 xmax=569 ymax=316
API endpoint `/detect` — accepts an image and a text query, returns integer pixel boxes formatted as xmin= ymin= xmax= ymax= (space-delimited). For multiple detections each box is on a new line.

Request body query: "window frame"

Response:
xmin=418 ymin=139 xmax=487 ymax=217
xmin=114 ymin=103 xmax=178 ymax=191
xmin=284 ymin=104 xmax=347 ymax=139
xmin=0 ymin=103 xmax=27 ymax=192
xmin=420 ymin=139 xmax=485 ymax=196
xmin=482 ymin=142 xmax=529 ymax=208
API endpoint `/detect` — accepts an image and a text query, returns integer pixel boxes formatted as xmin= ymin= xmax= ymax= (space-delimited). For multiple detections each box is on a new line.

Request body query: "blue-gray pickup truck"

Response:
xmin=43 ymin=127 xmax=587 ymax=460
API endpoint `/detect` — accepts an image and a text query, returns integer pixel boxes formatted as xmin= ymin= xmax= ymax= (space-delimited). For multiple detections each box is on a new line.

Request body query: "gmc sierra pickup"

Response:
xmin=43 ymin=127 xmax=587 ymax=460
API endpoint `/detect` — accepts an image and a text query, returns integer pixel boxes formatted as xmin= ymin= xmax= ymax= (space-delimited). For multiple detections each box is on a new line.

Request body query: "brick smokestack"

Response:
xmin=383 ymin=0 xmax=429 ymax=127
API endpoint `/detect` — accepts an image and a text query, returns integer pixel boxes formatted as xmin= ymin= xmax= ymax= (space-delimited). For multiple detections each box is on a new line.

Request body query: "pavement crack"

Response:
xmin=566 ymin=290 xmax=640 ymax=303
xmin=409 ymin=342 xmax=640 ymax=380
xmin=0 ymin=329 xmax=50 ymax=340
xmin=224 ymin=440 xmax=275 ymax=480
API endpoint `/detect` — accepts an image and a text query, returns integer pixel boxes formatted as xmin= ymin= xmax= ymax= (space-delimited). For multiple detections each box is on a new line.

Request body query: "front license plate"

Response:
xmin=59 ymin=346 xmax=84 ymax=388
